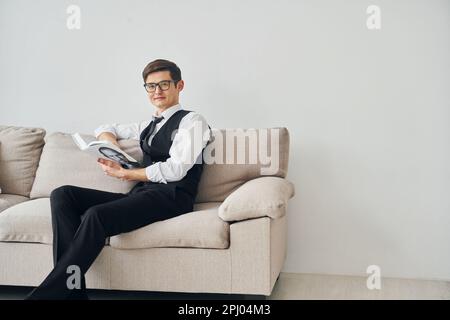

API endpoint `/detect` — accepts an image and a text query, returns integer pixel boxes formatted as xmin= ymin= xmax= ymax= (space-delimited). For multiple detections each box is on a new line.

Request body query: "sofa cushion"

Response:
xmin=0 ymin=140 xmax=1 ymax=194
xmin=109 ymin=202 xmax=229 ymax=249
xmin=195 ymin=128 xmax=290 ymax=202
xmin=0 ymin=199 xmax=229 ymax=249
xmin=30 ymin=132 xmax=143 ymax=198
xmin=0 ymin=198 xmax=52 ymax=244
xmin=0 ymin=194 xmax=29 ymax=213
xmin=29 ymin=127 xmax=290 ymax=203
xmin=218 ymin=177 xmax=295 ymax=222
xmin=0 ymin=126 xmax=46 ymax=197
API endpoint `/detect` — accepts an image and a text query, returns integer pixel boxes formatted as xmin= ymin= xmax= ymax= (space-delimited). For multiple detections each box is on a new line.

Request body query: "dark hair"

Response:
xmin=142 ymin=59 xmax=182 ymax=83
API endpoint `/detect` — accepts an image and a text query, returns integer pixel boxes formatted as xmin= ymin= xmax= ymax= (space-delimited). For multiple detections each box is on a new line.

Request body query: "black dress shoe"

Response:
xmin=25 ymin=287 xmax=86 ymax=300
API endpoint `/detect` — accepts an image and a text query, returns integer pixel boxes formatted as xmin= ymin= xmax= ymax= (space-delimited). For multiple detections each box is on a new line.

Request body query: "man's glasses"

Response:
xmin=143 ymin=80 xmax=177 ymax=93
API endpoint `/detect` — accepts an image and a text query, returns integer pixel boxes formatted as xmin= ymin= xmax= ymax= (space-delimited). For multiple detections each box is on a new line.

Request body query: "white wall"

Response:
xmin=1 ymin=0 xmax=449 ymax=280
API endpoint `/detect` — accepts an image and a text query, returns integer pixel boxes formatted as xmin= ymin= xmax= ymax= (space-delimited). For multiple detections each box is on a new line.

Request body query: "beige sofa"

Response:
xmin=0 ymin=125 xmax=294 ymax=297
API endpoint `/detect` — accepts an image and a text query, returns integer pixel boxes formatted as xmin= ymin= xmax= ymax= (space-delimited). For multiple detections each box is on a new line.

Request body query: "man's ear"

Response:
xmin=177 ymin=80 xmax=185 ymax=92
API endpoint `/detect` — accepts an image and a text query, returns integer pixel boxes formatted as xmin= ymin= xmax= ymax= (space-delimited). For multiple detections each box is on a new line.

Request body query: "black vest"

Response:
xmin=129 ymin=110 xmax=206 ymax=199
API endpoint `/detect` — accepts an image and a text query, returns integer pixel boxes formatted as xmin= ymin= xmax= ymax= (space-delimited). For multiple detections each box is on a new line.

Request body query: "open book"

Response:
xmin=72 ymin=133 xmax=142 ymax=169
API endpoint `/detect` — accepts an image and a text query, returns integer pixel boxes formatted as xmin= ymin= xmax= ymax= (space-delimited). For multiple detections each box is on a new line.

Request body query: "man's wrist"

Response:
xmin=124 ymin=168 xmax=149 ymax=182
xmin=123 ymin=168 xmax=132 ymax=180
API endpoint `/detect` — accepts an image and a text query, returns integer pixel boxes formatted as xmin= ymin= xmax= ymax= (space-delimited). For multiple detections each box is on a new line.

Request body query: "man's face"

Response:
xmin=145 ymin=70 xmax=184 ymax=112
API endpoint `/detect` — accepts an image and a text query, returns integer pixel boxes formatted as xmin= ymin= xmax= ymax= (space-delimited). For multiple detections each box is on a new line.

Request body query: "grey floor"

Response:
xmin=1 ymin=272 xmax=449 ymax=300
xmin=270 ymin=273 xmax=450 ymax=300
xmin=0 ymin=286 xmax=265 ymax=300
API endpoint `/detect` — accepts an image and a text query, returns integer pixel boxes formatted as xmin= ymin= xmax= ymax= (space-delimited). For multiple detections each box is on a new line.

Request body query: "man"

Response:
xmin=26 ymin=59 xmax=211 ymax=300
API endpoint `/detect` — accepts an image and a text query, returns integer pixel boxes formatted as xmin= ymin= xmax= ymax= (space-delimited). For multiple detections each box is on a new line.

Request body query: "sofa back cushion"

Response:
xmin=195 ymin=127 xmax=290 ymax=202
xmin=30 ymin=132 xmax=143 ymax=198
xmin=0 ymin=140 xmax=1 ymax=194
xmin=30 ymin=128 xmax=290 ymax=202
xmin=0 ymin=126 xmax=46 ymax=197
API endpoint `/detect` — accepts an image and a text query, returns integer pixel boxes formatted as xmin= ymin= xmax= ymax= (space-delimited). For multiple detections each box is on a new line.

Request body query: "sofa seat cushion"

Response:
xmin=0 ymin=198 xmax=52 ymax=244
xmin=0 ymin=199 xmax=229 ymax=250
xmin=109 ymin=202 xmax=229 ymax=249
xmin=0 ymin=198 xmax=110 ymax=246
xmin=0 ymin=194 xmax=29 ymax=214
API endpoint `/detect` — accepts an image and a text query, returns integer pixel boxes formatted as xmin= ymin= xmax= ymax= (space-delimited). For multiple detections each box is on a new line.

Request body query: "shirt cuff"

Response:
xmin=145 ymin=163 xmax=167 ymax=184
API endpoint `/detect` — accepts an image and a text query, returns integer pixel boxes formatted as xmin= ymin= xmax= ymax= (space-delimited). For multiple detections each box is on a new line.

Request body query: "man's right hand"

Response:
xmin=97 ymin=132 xmax=120 ymax=148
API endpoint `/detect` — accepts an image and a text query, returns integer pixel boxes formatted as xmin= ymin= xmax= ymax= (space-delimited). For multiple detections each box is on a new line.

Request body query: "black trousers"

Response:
xmin=26 ymin=184 xmax=193 ymax=300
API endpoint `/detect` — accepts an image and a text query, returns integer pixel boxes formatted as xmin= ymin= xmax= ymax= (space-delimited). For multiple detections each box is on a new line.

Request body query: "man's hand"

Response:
xmin=97 ymin=158 xmax=128 ymax=180
xmin=97 ymin=158 xmax=150 ymax=182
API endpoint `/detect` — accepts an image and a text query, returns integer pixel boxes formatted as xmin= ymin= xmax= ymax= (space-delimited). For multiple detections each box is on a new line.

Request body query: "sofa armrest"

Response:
xmin=229 ymin=215 xmax=287 ymax=295
xmin=218 ymin=177 xmax=295 ymax=222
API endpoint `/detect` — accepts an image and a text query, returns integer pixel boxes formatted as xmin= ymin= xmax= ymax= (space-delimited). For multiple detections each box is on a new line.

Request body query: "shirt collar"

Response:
xmin=153 ymin=104 xmax=182 ymax=121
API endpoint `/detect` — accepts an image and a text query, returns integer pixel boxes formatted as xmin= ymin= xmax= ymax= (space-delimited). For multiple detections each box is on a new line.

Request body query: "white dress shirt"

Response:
xmin=94 ymin=104 xmax=210 ymax=184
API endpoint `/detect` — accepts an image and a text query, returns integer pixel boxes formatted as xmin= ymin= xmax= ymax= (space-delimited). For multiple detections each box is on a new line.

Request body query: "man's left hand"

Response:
xmin=97 ymin=158 xmax=128 ymax=181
